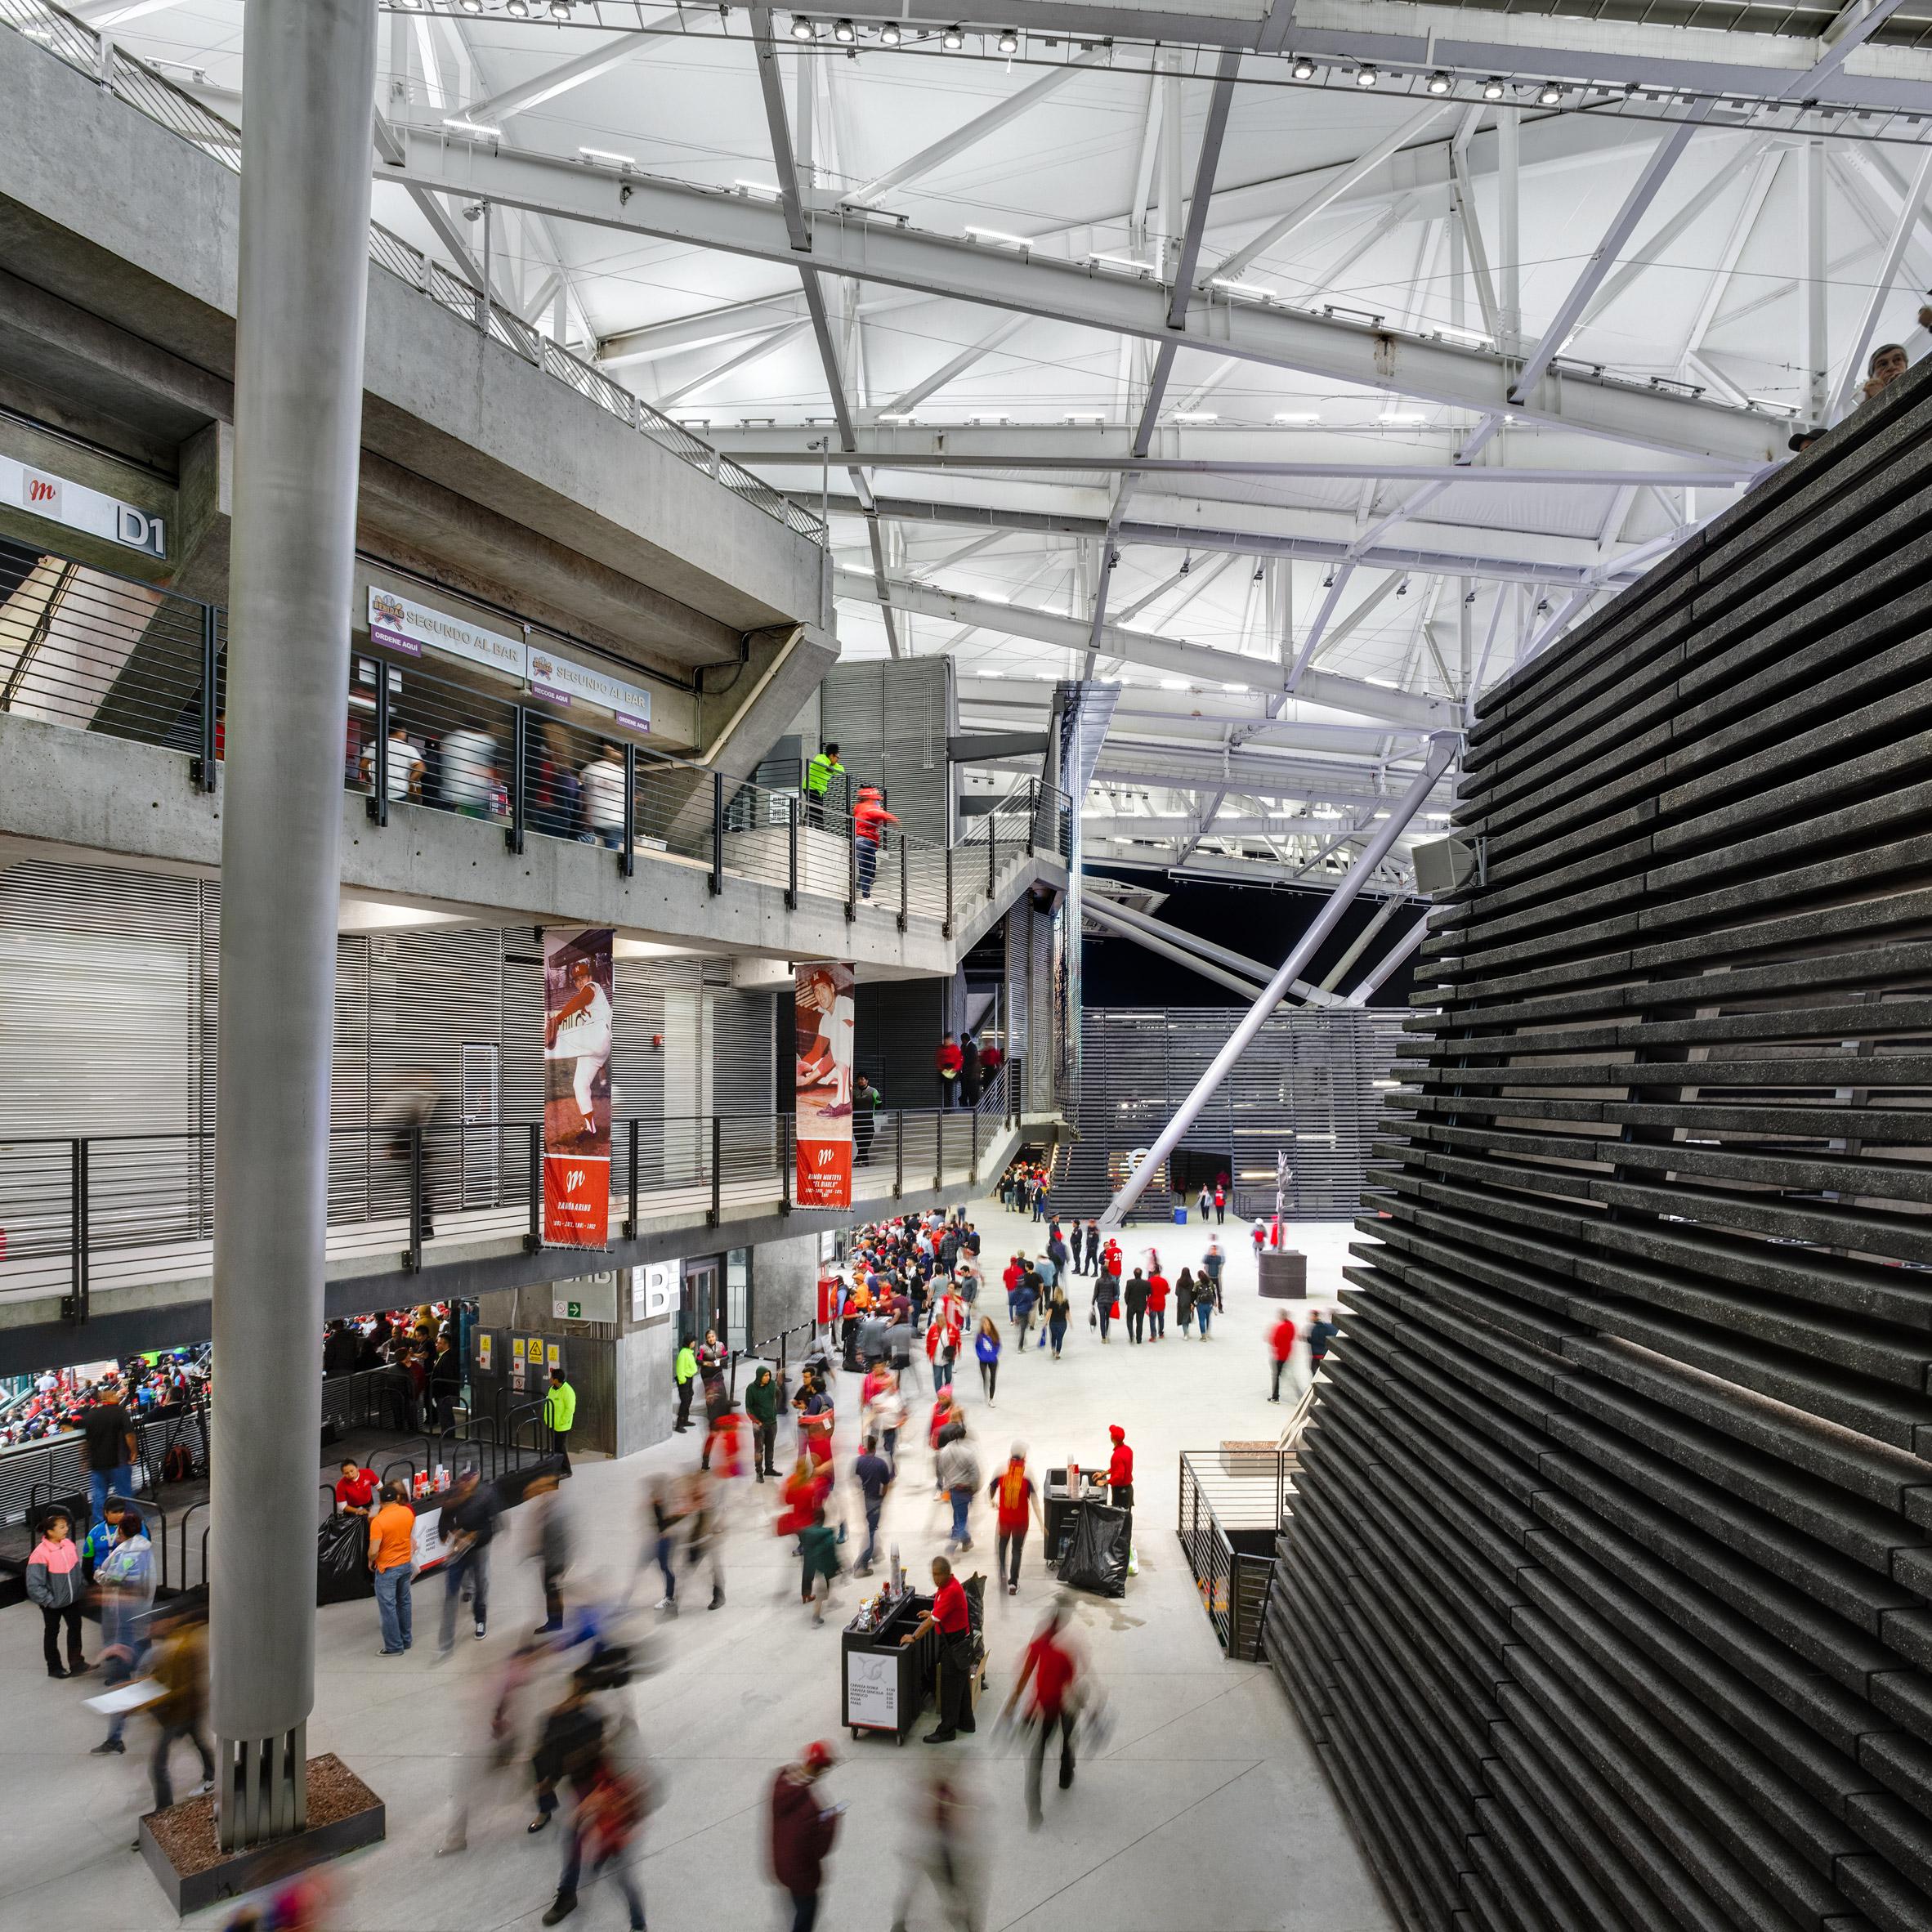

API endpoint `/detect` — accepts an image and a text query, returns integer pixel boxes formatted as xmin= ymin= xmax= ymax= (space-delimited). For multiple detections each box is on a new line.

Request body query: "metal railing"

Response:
xmin=0 ymin=1104 xmax=1027 ymax=1319
xmin=0 ymin=0 xmax=825 ymax=552
xmin=1178 ymin=1448 xmax=1292 ymax=1660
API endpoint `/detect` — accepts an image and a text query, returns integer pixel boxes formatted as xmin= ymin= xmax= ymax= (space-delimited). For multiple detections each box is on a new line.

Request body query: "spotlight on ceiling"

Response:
xmin=833 ymin=16 xmax=856 ymax=38
xmin=1426 ymin=70 xmax=1452 ymax=94
xmin=1354 ymin=64 xmax=1378 ymax=86
xmin=458 ymin=0 xmax=483 ymax=11
xmin=549 ymin=0 xmax=571 ymax=17
xmin=1538 ymin=82 xmax=1563 ymax=104
xmin=1483 ymin=76 xmax=1505 ymax=100
xmin=996 ymin=25 xmax=1018 ymax=51
xmin=790 ymin=14 xmax=814 ymax=37
xmin=941 ymin=23 xmax=965 ymax=47
xmin=505 ymin=0 xmax=530 ymax=16
xmin=879 ymin=19 xmax=900 ymax=41
xmin=1289 ymin=54 xmax=1316 ymax=78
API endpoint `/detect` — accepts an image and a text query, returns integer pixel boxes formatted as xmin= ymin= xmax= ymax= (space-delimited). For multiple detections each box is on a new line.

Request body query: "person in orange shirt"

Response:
xmin=368 ymin=1482 xmax=416 ymax=1656
xmin=854 ymin=784 xmax=897 ymax=900
xmin=987 ymin=1444 xmax=1044 ymax=1595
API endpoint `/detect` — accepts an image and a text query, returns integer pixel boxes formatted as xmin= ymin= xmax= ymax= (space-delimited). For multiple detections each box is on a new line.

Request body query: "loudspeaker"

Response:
xmin=1413 ymin=835 xmax=1478 ymax=897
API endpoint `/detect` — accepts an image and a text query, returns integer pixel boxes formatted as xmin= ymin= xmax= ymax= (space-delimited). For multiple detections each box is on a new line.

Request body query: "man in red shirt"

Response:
xmin=1147 ymin=1267 xmax=1169 ymax=1341
xmin=769 ymin=1739 xmax=841 ymax=1932
xmin=333 ymin=1460 xmax=378 ymax=1517
xmin=1270 ymin=1309 xmax=1299 ymax=1402
xmin=988 ymin=1445 xmax=1044 ymax=1596
xmin=1005 ymin=1601 xmax=1081 ymax=1828
xmin=901 ymin=1555 xmax=976 ymax=1742
xmin=1105 ymin=1424 xmax=1134 ymax=1509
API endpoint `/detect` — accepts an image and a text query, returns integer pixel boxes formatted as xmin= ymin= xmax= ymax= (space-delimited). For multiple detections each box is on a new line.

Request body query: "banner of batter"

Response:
xmin=543 ymin=927 xmax=614 ymax=1246
xmin=795 ymin=962 xmax=855 ymax=1209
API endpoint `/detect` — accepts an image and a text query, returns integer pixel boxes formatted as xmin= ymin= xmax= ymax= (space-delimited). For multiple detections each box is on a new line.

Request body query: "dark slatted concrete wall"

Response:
xmin=1272 ymin=360 xmax=1932 ymax=1932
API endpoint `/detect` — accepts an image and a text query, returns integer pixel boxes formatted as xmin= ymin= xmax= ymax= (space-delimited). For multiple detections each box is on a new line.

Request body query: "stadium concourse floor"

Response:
xmin=0 ymin=1205 xmax=1389 ymax=1932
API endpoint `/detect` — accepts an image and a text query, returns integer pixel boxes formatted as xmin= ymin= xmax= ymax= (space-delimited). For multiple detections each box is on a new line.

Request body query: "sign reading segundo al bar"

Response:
xmin=526 ymin=645 xmax=652 ymax=733
xmin=543 ymin=928 xmax=615 ymax=1248
xmin=367 ymin=586 xmax=525 ymax=682
xmin=795 ymin=963 xmax=856 ymax=1210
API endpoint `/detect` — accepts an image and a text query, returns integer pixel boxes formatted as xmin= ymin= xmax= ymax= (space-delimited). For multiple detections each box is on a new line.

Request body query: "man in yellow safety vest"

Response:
xmin=804 ymin=743 xmax=844 ymax=829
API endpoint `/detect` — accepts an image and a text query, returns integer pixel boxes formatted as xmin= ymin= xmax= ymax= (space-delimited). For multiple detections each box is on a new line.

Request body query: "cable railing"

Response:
xmin=0 ymin=1104 xmax=1036 ymax=1322
xmin=0 ymin=534 xmax=1072 ymax=928
xmin=1178 ymin=1448 xmax=1292 ymax=1661
xmin=0 ymin=0 xmax=825 ymax=552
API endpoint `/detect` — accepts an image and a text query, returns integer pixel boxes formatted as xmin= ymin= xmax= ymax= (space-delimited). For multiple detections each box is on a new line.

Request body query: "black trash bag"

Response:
xmin=317 ymin=1511 xmax=373 ymax=1605
xmin=494 ymin=1456 xmax=566 ymax=1510
xmin=1057 ymin=1503 xmax=1131 ymax=1599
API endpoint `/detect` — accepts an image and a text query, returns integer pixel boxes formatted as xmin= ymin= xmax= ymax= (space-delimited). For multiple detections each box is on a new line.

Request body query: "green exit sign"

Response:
xmin=565 ymin=1301 xmax=583 ymax=1320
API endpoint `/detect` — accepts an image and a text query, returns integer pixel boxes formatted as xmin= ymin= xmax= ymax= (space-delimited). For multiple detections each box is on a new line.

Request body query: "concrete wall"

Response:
xmin=0 ymin=30 xmax=824 ymax=654
xmin=614 ymin=1317 xmax=679 ymax=1461
xmin=750 ymin=1232 xmax=823 ymax=1346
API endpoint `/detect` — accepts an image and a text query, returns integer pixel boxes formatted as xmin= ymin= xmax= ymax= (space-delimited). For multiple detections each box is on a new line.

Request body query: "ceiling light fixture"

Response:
xmin=1424 ymin=73 xmax=1454 ymax=96
xmin=1160 ymin=679 xmax=1188 ymax=690
xmin=1483 ymin=76 xmax=1505 ymax=99
xmin=458 ymin=0 xmax=483 ymax=11
xmin=579 ymin=145 xmax=637 ymax=167
xmin=1273 ymin=410 xmax=1319 ymax=423
xmin=1538 ymin=82 xmax=1563 ymax=104
xmin=833 ymin=15 xmax=856 ymax=39
xmin=996 ymin=26 xmax=1018 ymax=51
xmin=735 ymin=177 xmax=782 ymax=197
xmin=790 ymin=14 xmax=814 ymax=37
xmin=941 ymin=23 xmax=965 ymax=47
xmin=505 ymin=0 xmax=530 ymax=16
xmin=1173 ymin=411 xmax=1219 ymax=423
xmin=1354 ymin=65 xmax=1378 ymax=86
xmin=445 ymin=118 xmax=503 ymax=137
xmin=549 ymin=0 xmax=572 ymax=18
xmin=1289 ymin=54 xmax=1316 ymax=78
xmin=1222 ymin=682 xmax=1249 ymax=692
xmin=879 ymin=20 xmax=900 ymax=42
xmin=965 ymin=224 xmax=1032 ymax=248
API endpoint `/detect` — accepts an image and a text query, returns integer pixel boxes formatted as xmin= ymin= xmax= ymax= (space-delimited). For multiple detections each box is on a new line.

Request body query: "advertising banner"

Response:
xmin=543 ymin=928 xmax=615 ymax=1246
xmin=525 ymin=643 xmax=652 ymax=733
xmin=367 ymin=585 xmax=526 ymax=682
xmin=795 ymin=963 xmax=856 ymax=1209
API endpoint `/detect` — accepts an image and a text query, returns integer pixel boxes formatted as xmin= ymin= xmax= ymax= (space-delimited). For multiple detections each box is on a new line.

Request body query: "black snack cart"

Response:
xmin=840 ymin=1575 xmax=988 ymax=1744
xmin=842 ymin=1584 xmax=934 ymax=1744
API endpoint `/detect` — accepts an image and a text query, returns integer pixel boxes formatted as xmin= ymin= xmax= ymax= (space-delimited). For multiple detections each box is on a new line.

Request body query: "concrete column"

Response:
xmin=210 ymin=0 xmax=378 ymax=1849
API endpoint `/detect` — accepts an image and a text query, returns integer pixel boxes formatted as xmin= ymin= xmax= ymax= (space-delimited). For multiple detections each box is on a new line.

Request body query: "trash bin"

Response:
xmin=1173 ymin=1205 xmax=1187 ymax=1225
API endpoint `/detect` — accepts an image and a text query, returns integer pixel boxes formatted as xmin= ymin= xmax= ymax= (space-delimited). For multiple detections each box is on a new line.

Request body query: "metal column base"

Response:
xmin=216 ymin=1721 xmax=307 ymax=1849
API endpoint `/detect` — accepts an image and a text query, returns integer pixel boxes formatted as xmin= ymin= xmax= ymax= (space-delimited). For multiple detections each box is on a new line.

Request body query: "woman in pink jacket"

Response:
xmin=26 ymin=1511 xmax=86 ymax=1677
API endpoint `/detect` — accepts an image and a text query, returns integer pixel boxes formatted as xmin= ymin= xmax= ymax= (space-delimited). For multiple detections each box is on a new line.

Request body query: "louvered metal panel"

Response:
xmin=1053 ymin=1005 xmax=1402 ymax=1219
xmin=1277 ymin=357 xmax=1932 ymax=1932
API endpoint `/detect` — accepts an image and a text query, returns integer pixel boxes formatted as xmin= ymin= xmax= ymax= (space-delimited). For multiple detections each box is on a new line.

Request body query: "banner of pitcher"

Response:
xmin=795 ymin=962 xmax=856 ymax=1210
xmin=542 ymin=927 xmax=615 ymax=1246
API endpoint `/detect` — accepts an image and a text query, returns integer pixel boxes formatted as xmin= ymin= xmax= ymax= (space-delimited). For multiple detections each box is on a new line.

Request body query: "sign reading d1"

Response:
xmin=3 ymin=455 xmax=166 ymax=558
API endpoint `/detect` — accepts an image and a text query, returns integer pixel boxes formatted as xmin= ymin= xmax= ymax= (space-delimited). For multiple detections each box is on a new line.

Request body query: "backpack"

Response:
xmin=161 ymin=1443 xmax=195 ymax=1483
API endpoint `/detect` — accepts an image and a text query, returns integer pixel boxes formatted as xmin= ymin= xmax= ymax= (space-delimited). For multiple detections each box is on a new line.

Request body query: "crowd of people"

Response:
xmin=1 ymin=1351 xmax=204 ymax=1452
xmin=321 ymin=1303 xmax=466 ymax=1433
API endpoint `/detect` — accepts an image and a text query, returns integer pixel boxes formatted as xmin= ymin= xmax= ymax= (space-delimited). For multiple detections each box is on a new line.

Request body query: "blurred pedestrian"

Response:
xmin=1269 ymin=1308 xmax=1299 ymax=1402
xmin=937 ymin=1422 xmax=981 ymax=1554
xmin=146 ymin=1601 xmax=216 ymax=1811
xmin=548 ymin=1748 xmax=651 ymax=1929
xmin=800 ymin=1507 xmax=842 ymax=1624
xmin=26 ymin=1509 xmax=85 ymax=1678
xmin=1004 ymin=1600 xmax=1080 ymax=1830
xmin=436 ymin=1465 xmax=500 ymax=1657
xmin=770 ymin=1741 xmax=842 ymax=1932
xmin=974 ymin=1316 xmax=1002 ymax=1407
xmin=369 ymin=1480 xmax=415 ymax=1656
xmin=853 ymin=1438 xmax=893 ymax=1576
xmin=89 ymin=1505 xmax=154 ymax=1752
xmin=646 ymin=1471 xmax=687 ymax=1615
xmin=686 ymin=1466 xmax=727 ymax=1612
xmin=529 ymin=1670 xmax=604 ymax=1836
xmin=988 ymin=1445 xmax=1043 ymax=1597
xmin=531 ymin=1471 xmax=572 ymax=1633
xmin=1308 ymin=1307 xmax=1338 ymax=1377
xmin=901 ymin=1556 xmax=977 ymax=1742
xmin=890 ymin=1763 xmax=985 ymax=1932
xmin=1201 ymin=1238 xmax=1225 ymax=1315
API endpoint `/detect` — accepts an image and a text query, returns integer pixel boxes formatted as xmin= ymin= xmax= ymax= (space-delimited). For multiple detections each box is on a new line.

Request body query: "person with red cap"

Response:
xmin=770 ymin=1740 xmax=842 ymax=1932
xmin=1105 ymin=1425 xmax=1134 ymax=1510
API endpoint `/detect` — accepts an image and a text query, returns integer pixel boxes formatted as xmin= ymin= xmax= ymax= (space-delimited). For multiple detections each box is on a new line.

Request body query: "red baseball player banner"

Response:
xmin=795 ymin=962 xmax=856 ymax=1209
xmin=543 ymin=927 xmax=614 ymax=1246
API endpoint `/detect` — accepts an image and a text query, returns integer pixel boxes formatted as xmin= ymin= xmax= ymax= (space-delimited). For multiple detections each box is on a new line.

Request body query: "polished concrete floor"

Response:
xmin=1 ymin=1208 xmax=1392 ymax=1932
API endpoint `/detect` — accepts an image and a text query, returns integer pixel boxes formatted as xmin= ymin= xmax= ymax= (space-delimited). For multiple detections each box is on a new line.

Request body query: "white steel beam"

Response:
xmin=877 ymin=313 xmax=1032 ymax=417
xmin=1828 ymin=145 xmax=1932 ymax=422
xmin=655 ymin=320 xmax=810 ymax=409
xmin=833 ymin=566 xmax=1459 ymax=727
xmin=376 ymin=129 xmax=1790 ymax=467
